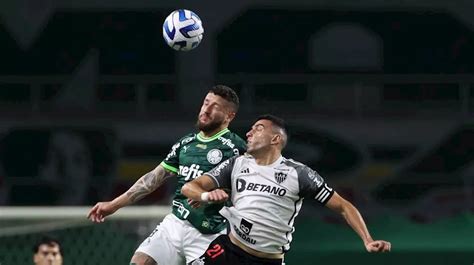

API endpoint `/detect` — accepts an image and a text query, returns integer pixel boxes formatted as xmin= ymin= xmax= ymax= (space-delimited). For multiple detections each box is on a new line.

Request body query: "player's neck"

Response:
xmin=200 ymin=125 xmax=228 ymax=138
xmin=253 ymin=149 xmax=281 ymax=166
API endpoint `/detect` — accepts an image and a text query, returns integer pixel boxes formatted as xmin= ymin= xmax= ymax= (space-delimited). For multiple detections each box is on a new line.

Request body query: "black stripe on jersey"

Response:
xmin=283 ymin=197 xmax=303 ymax=253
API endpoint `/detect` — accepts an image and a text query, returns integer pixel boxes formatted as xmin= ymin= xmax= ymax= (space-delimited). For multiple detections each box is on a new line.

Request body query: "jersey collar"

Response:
xmin=197 ymin=128 xmax=230 ymax=142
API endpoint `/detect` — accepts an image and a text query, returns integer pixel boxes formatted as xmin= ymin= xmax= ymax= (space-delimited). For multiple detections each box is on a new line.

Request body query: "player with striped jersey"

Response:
xmin=88 ymin=85 xmax=246 ymax=265
xmin=182 ymin=114 xmax=391 ymax=265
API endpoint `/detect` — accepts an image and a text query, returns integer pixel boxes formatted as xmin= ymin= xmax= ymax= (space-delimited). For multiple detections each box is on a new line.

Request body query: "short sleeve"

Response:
xmin=161 ymin=134 xmax=194 ymax=173
xmin=205 ymin=155 xmax=238 ymax=190
xmin=298 ymin=166 xmax=334 ymax=205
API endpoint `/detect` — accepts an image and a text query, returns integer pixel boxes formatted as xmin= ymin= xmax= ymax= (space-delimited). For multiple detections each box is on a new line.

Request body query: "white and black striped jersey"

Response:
xmin=205 ymin=154 xmax=334 ymax=254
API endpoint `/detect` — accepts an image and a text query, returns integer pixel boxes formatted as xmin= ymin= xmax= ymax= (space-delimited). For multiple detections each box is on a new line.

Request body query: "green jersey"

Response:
xmin=161 ymin=128 xmax=246 ymax=234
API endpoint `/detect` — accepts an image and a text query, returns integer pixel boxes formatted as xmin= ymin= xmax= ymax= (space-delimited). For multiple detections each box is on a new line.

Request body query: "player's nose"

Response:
xmin=202 ymin=104 xmax=213 ymax=113
xmin=246 ymin=130 xmax=252 ymax=138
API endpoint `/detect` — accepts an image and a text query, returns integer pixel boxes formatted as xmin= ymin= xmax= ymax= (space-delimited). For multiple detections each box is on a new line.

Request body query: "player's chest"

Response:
xmin=232 ymin=166 xmax=298 ymax=197
xmin=178 ymin=142 xmax=235 ymax=166
xmin=177 ymin=142 xmax=236 ymax=181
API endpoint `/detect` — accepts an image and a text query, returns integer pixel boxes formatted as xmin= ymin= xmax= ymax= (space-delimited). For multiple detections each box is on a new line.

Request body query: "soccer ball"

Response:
xmin=162 ymin=9 xmax=204 ymax=51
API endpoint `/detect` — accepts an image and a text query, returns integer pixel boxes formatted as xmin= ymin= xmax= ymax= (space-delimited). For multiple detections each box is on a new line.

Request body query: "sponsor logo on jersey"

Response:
xmin=181 ymin=136 xmax=194 ymax=145
xmin=236 ymin=179 xmax=287 ymax=196
xmin=179 ymin=164 xmax=204 ymax=180
xmin=207 ymin=149 xmax=223 ymax=164
xmin=274 ymin=171 xmax=287 ymax=184
xmin=239 ymin=218 xmax=253 ymax=234
xmin=233 ymin=225 xmax=256 ymax=244
xmin=218 ymin=136 xmax=235 ymax=149
xmin=208 ymin=159 xmax=230 ymax=177
xmin=165 ymin=142 xmax=181 ymax=160
xmin=308 ymin=170 xmax=323 ymax=187
xmin=172 ymin=200 xmax=190 ymax=218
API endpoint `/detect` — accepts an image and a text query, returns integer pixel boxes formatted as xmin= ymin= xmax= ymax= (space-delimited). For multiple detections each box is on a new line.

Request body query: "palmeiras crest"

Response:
xmin=274 ymin=171 xmax=288 ymax=184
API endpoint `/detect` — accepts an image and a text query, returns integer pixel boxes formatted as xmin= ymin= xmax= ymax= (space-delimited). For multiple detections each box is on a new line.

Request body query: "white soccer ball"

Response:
xmin=162 ymin=9 xmax=204 ymax=51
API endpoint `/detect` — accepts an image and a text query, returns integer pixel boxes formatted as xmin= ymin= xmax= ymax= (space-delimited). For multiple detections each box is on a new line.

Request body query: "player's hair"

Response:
xmin=255 ymin=114 xmax=288 ymax=149
xmin=33 ymin=235 xmax=63 ymax=255
xmin=209 ymin=85 xmax=239 ymax=112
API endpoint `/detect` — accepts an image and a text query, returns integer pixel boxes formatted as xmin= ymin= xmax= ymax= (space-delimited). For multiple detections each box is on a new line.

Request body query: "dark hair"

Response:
xmin=255 ymin=114 xmax=287 ymax=132
xmin=209 ymin=85 xmax=239 ymax=112
xmin=255 ymin=114 xmax=288 ymax=148
xmin=33 ymin=235 xmax=62 ymax=255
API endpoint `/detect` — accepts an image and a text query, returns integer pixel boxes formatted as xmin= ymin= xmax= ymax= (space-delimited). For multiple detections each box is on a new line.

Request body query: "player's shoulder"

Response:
xmin=230 ymin=153 xmax=255 ymax=165
xmin=281 ymin=157 xmax=313 ymax=173
xmin=234 ymin=153 xmax=249 ymax=162
xmin=176 ymin=132 xmax=197 ymax=145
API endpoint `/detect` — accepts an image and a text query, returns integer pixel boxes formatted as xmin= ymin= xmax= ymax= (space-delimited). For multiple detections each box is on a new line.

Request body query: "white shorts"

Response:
xmin=135 ymin=213 xmax=226 ymax=265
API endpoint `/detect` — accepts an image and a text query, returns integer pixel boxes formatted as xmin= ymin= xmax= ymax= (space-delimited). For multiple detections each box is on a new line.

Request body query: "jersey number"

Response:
xmin=206 ymin=244 xmax=224 ymax=259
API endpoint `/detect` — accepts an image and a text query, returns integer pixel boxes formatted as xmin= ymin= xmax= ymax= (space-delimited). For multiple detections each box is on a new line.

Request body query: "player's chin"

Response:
xmin=197 ymin=120 xmax=211 ymax=129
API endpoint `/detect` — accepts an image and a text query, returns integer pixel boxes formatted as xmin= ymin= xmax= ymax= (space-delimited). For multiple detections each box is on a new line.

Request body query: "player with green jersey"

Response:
xmin=88 ymin=85 xmax=245 ymax=265
xmin=162 ymin=129 xmax=245 ymax=234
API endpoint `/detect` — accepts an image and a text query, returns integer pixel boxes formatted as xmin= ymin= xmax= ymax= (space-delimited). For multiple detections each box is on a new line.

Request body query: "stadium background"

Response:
xmin=0 ymin=0 xmax=473 ymax=264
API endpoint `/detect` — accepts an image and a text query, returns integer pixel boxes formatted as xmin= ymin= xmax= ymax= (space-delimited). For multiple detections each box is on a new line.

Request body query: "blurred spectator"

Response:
xmin=32 ymin=235 xmax=63 ymax=265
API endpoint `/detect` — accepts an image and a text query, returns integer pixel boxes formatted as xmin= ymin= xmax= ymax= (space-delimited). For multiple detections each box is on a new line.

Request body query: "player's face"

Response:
xmin=33 ymin=244 xmax=62 ymax=265
xmin=197 ymin=93 xmax=232 ymax=133
xmin=246 ymin=119 xmax=275 ymax=154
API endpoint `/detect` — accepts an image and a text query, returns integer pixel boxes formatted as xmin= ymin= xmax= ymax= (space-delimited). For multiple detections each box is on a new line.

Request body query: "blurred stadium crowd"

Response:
xmin=0 ymin=0 xmax=473 ymax=264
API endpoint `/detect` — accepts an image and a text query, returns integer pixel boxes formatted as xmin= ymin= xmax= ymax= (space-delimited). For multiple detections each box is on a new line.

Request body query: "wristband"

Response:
xmin=200 ymin=192 xmax=209 ymax=202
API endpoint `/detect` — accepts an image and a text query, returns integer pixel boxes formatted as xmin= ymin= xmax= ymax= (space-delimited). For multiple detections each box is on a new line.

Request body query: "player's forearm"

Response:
xmin=125 ymin=165 xmax=171 ymax=204
xmin=181 ymin=181 xmax=207 ymax=201
xmin=109 ymin=193 xmax=133 ymax=209
xmin=340 ymin=201 xmax=374 ymax=245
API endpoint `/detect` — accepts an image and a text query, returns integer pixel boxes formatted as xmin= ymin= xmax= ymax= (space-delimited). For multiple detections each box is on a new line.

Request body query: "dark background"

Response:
xmin=0 ymin=0 xmax=472 ymax=264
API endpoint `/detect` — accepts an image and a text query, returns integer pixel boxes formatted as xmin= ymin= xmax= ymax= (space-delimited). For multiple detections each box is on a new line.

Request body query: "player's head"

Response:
xmin=246 ymin=114 xmax=288 ymax=155
xmin=197 ymin=85 xmax=240 ymax=134
xmin=33 ymin=236 xmax=63 ymax=265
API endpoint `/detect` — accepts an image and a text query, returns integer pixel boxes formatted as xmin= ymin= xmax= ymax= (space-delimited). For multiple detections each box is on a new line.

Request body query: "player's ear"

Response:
xmin=271 ymin=134 xmax=281 ymax=145
xmin=226 ymin=111 xmax=236 ymax=123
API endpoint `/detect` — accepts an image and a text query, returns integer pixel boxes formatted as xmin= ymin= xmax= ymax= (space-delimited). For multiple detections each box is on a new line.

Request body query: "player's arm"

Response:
xmin=181 ymin=174 xmax=228 ymax=203
xmin=182 ymin=156 xmax=237 ymax=204
xmin=325 ymin=192 xmax=391 ymax=253
xmin=87 ymin=164 xmax=175 ymax=222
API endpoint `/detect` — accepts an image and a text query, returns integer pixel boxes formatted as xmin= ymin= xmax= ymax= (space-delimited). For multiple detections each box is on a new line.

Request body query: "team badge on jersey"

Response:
xmin=207 ymin=149 xmax=223 ymax=164
xmin=274 ymin=171 xmax=288 ymax=184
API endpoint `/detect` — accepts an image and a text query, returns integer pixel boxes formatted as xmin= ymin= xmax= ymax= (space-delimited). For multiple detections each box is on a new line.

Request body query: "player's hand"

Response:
xmin=208 ymin=189 xmax=229 ymax=203
xmin=365 ymin=240 xmax=391 ymax=252
xmin=87 ymin=201 xmax=118 ymax=223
